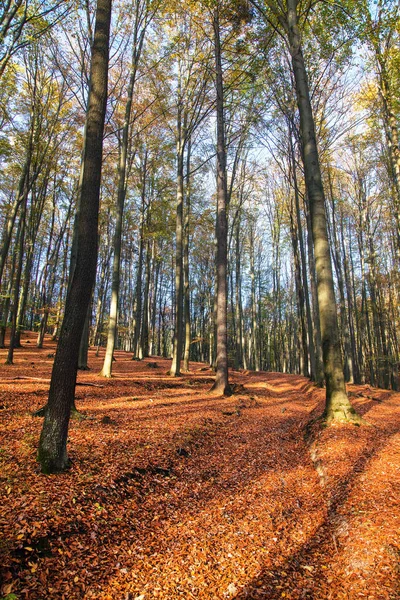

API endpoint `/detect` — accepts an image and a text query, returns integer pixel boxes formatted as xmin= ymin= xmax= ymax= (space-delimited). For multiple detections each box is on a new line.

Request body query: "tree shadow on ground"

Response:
xmin=233 ymin=428 xmax=400 ymax=600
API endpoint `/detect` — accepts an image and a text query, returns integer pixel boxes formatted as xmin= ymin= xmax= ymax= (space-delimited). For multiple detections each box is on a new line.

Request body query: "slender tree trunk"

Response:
xmin=211 ymin=5 xmax=230 ymax=394
xmin=234 ymin=219 xmax=243 ymax=369
xmin=289 ymin=197 xmax=309 ymax=376
xmin=52 ymin=227 xmax=70 ymax=341
xmin=101 ymin=12 xmax=145 ymax=376
xmin=38 ymin=0 xmax=111 ymax=473
xmin=150 ymin=250 xmax=160 ymax=355
xmin=249 ymin=224 xmax=260 ymax=371
xmin=0 ymin=160 xmax=31 ymax=288
xmin=141 ymin=239 xmax=151 ymax=357
xmin=6 ymin=197 xmax=27 ymax=365
xmin=327 ymin=170 xmax=354 ymax=383
xmin=78 ymin=306 xmax=91 ymax=370
xmin=92 ymin=251 xmax=110 ymax=349
xmin=289 ymin=123 xmax=315 ymax=379
xmin=37 ymin=197 xmax=57 ymax=348
xmin=1 ymin=216 xmax=21 ymax=350
xmin=170 ymin=130 xmax=185 ymax=376
xmin=183 ymin=139 xmax=191 ymax=372
xmin=132 ymin=152 xmax=147 ymax=359
xmin=304 ymin=196 xmax=324 ymax=385
xmin=14 ymin=244 xmax=33 ymax=348
xmin=340 ymin=215 xmax=360 ymax=383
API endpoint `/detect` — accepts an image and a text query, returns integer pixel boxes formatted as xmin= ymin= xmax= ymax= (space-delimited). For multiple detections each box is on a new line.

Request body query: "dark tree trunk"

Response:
xmin=38 ymin=0 xmax=112 ymax=473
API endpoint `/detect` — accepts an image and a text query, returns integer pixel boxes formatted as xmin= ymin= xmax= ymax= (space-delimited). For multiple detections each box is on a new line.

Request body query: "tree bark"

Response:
xmin=6 ymin=197 xmax=27 ymax=364
xmin=183 ymin=139 xmax=191 ymax=372
xmin=210 ymin=5 xmax=230 ymax=395
xmin=132 ymin=150 xmax=147 ymax=359
xmin=170 ymin=114 xmax=185 ymax=376
xmin=101 ymin=5 xmax=145 ymax=376
xmin=286 ymin=0 xmax=359 ymax=423
xmin=38 ymin=0 xmax=111 ymax=473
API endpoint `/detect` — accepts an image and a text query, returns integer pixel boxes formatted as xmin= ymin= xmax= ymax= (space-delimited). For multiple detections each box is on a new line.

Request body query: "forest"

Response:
xmin=0 ymin=0 xmax=399 ymax=598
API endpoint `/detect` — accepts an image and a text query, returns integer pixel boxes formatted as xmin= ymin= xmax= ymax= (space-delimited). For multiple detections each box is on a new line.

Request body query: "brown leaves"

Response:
xmin=0 ymin=332 xmax=399 ymax=599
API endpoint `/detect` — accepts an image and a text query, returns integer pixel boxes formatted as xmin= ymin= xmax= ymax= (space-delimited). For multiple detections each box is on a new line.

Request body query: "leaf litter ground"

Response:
xmin=0 ymin=333 xmax=399 ymax=599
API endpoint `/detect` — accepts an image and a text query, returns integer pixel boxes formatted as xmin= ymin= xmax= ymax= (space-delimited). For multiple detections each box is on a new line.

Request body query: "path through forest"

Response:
xmin=0 ymin=333 xmax=399 ymax=599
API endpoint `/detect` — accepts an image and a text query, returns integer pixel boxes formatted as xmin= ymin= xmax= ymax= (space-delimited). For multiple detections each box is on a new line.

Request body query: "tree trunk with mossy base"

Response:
xmin=38 ymin=0 xmax=112 ymax=473
xmin=286 ymin=0 xmax=360 ymax=424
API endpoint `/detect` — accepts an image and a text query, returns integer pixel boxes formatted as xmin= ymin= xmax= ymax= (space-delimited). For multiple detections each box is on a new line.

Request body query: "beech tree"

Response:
xmin=100 ymin=0 xmax=155 ymax=377
xmin=250 ymin=0 xmax=363 ymax=422
xmin=167 ymin=3 xmax=212 ymax=376
xmin=38 ymin=0 xmax=112 ymax=473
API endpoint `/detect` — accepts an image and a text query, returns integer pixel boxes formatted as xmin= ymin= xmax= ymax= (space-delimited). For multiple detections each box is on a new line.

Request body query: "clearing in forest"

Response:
xmin=0 ymin=333 xmax=399 ymax=599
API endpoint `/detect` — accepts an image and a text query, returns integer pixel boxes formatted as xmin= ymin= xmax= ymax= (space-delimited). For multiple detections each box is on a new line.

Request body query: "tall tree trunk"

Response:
xmin=170 ymin=116 xmax=185 ymax=376
xmin=78 ymin=306 xmax=91 ymax=370
xmin=101 ymin=8 xmax=145 ymax=376
xmin=327 ymin=169 xmax=354 ymax=383
xmin=6 ymin=197 xmax=27 ymax=364
xmin=289 ymin=196 xmax=309 ymax=376
xmin=211 ymin=5 xmax=230 ymax=394
xmin=0 ymin=156 xmax=31 ymax=288
xmin=234 ymin=218 xmax=243 ymax=369
xmin=52 ymin=227 xmax=71 ymax=341
xmin=37 ymin=196 xmax=57 ymax=348
xmin=0 ymin=247 xmax=17 ymax=348
xmin=132 ymin=151 xmax=147 ymax=359
xmin=141 ymin=239 xmax=151 ymax=357
xmin=38 ymin=0 xmax=111 ymax=473
xmin=14 ymin=243 xmax=33 ymax=348
xmin=92 ymin=248 xmax=111 ymax=349
xmin=286 ymin=0 xmax=360 ymax=423
xmin=340 ymin=215 xmax=360 ymax=383
xmin=249 ymin=223 xmax=260 ymax=371
xmin=289 ymin=122 xmax=316 ymax=379
xmin=183 ymin=139 xmax=191 ymax=372
xmin=304 ymin=195 xmax=324 ymax=385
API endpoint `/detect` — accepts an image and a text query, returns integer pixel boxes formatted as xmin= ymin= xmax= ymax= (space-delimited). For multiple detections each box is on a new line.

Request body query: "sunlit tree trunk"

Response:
xmin=141 ymin=239 xmax=151 ymax=357
xmin=249 ymin=222 xmax=260 ymax=371
xmin=289 ymin=194 xmax=309 ymax=376
xmin=101 ymin=4 xmax=146 ymax=376
xmin=234 ymin=218 xmax=243 ymax=369
xmin=288 ymin=122 xmax=316 ymax=379
xmin=287 ymin=0 xmax=360 ymax=423
xmin=170 ymin=99 xmax=185 ymax=376
xmin=327 ymin=169 xmax=354 ymax=383
xmin=340 ymin=214 xmax=360 ymax=383
xmin=132 ymin=150 xmax=147 ymax=359
xmin=183 ymin=139 xmax=191 ymax=372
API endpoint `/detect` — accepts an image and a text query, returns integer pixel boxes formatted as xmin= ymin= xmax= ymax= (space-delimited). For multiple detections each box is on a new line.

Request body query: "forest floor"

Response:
xmin=0 ymin=332 xmax=399 ymax=600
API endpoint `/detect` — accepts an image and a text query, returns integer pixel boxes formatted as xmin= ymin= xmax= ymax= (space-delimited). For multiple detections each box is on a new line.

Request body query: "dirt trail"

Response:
xmin=0 ymin=333 xmax=399 ymax=599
